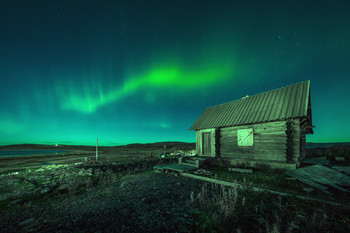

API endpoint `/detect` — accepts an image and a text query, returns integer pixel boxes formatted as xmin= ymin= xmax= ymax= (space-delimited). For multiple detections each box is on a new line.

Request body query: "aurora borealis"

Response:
xmin=1 ymin=0 xmax=350 ymax=146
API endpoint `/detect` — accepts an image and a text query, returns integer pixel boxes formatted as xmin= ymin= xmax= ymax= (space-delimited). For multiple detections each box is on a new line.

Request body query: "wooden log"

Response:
xmin=221 ymin=153 xmax=287 ymax=161
xmin=220 ymin=154 xmax=288 ymax=161
xmin=255 ymin=139 xmax=287 ymax=145
xmin=255 ymin=152 xmax=287 ymax=158
xmin=254 ymin=127 xmax=287 ymax=133
xmin=251 ymin=121 xmax=287 ymax=128
xmin=254 ymin=131 xmax=286 ymax=137
xmin=254 ymin=139 xmax=287 ymax=143
xmin=220 ymin=131 xmax=287 ymax=138
xmin=254 ymin=132 xmax=287 ymax=136
xmin=254 ymin=141 xmax=288 ymax=146
xmin=254 ymin=146 xmax=288 ymax=151
xmin=255 ymin=133 xmax=287 ymax=137
xmin=220 ymin=122 xmax=287 ymax=132
xmin=221 ymin=127 xmax=287 ymax=134
xmin=221 ymin=157 xmax=288 ymax=164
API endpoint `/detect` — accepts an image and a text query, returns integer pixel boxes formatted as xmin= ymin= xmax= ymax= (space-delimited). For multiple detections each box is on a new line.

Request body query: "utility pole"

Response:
xmin=96 ymin=137 xmax=98 ymax=162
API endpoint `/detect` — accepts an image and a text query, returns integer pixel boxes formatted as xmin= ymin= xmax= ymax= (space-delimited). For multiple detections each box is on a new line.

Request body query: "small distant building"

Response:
xmin=189 ymin=80 xmax=314 ymax=169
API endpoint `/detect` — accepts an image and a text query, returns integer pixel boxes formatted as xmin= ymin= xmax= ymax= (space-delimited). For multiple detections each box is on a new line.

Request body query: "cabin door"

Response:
xmin=202 ymin=132 xmax=211 ymax=155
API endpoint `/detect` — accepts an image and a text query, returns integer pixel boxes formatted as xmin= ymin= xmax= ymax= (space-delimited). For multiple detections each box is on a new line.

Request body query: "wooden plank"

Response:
xmin=303 ymin=165 xmax=350 ymax=187
xmin=286 ymin=165 xmax=350 ymax=194
xmin=228 ymin=168 xmax=253 ymax=173
xmin=159 ymin=163 xmax=197 ymax=172
xmin=286 ymin=171 xmax=332 ymax=195
xmin=301 ymin=157 xmax=329 ymax=165
xmin=179 ymin=173 xmax=347 ymax=206
xmin=332 ymin=166 xmax=350 ymax=176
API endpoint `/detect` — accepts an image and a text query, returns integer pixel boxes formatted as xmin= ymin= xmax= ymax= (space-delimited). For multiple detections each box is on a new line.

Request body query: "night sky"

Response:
xmin=1 ymin=0 xmax=349 ymax=146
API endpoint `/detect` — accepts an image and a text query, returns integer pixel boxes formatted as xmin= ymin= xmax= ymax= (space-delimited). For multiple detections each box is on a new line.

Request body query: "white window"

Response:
xmin=237 ymin=128 xmax=254 ymax=146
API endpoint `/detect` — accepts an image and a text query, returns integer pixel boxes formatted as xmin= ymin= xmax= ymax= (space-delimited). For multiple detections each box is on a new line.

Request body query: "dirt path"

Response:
xmin=0 ymin=171 xmax=205 ymax=233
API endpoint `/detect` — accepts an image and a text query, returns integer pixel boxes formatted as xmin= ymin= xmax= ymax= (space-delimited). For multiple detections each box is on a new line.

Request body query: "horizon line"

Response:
xmin=1 ymin=141 xmax=350 ymax=147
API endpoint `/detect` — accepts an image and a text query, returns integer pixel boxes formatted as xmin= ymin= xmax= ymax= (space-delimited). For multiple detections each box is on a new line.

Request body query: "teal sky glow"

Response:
xmin=0 ymin=0 xmax=349 ymax=145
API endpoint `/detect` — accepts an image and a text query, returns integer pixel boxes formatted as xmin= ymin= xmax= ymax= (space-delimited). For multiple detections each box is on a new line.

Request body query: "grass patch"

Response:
xmin=189 ymin=182 xmax=350 ymax=233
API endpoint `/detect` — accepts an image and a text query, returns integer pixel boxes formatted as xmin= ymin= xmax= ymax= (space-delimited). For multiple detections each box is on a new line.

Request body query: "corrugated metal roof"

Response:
xmin=190 ymin=80 xmax=311 ymax=130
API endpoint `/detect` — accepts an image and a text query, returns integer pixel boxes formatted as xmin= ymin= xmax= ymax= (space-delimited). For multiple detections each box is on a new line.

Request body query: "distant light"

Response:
xmin=55 ymin=144 xmax=58 ymax=147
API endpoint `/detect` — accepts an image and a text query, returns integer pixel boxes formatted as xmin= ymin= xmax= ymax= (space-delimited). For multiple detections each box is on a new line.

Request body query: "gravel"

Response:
xmin=0 ymin=171 xmax=206 ymax=233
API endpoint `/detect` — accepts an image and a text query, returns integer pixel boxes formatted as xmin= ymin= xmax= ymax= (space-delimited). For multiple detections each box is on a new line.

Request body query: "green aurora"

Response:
xmin=57 ymin=62 xmax=234 ymax=113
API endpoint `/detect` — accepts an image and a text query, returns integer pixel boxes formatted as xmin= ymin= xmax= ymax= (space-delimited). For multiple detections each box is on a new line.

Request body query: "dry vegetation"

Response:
xmin=0 ymin=142 xmax=349 ymax=232
xmin=189 ymin=182 xmax=350 ymax=233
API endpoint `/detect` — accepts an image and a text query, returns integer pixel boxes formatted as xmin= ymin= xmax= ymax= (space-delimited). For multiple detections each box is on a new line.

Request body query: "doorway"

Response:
xmin=202 ymin=132 xmax=211 ymax=155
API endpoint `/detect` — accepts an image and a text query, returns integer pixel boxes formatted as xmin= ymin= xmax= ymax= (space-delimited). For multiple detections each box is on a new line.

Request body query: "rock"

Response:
xmin=40 ymin=187 xmax=51 ymax=194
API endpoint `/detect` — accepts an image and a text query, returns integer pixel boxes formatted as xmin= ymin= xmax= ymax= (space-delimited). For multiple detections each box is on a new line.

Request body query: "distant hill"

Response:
xmin=0 ymin=142 xmax=196 ymax=151
xmin=123 ymin=141 xmax=195 ymax=150
xmin=306 ymin=142 xmax=350 ymax=149
xmin=2 ymin=141 xmax=348 ymax=151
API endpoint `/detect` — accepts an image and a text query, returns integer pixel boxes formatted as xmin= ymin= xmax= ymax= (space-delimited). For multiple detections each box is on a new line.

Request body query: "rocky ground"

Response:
xmin=0 ymin=163 xmax=206 ymax=233
xmin=1 ymin=156 xmax=350 ymax=233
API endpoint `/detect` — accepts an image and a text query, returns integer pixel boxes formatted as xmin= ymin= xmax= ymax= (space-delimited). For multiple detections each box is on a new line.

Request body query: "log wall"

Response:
xmin=300 ymin=133 xmax=306 ymax=159
xmin=299 ymin=117 xmax=310 ymax=158
xmin=219 ymin=120 xmax=300 ymax=169
xmin=291 ymin=118 xmax=301 ymax=165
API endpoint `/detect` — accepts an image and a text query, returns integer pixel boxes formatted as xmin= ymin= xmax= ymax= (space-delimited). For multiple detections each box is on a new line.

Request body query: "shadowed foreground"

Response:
xmin=1 ymin=171 xmax=204 ymax=232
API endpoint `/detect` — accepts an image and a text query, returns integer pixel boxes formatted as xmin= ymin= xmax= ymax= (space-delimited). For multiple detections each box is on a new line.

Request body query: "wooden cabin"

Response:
xmin=189 ymin=80 xmax=314 ymax=170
